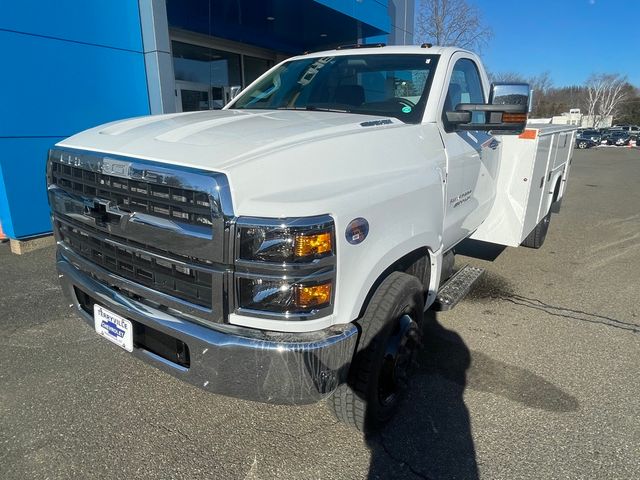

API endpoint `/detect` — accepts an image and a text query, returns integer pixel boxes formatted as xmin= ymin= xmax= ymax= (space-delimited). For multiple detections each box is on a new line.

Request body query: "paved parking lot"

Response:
xmin=1 ymin=147 xmax=639 ymax=479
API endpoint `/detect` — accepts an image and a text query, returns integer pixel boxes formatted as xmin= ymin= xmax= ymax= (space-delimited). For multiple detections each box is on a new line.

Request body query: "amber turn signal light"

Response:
xmin=295 ymin=283 xmax=332 ymax=308
xmin=294 ymin=231 xmax=332 ymax=258
xmin=503 ymin=112 xmax=528 ymax=124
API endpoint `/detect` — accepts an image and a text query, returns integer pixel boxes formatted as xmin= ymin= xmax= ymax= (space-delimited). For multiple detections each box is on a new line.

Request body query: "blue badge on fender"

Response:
xmin=346 ymin=218 xmax=369 ymax=245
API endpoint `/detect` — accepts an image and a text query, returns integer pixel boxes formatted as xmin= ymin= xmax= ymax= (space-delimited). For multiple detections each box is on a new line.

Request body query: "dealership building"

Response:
xmin=0 ymin=0 xmax=414 ymax=240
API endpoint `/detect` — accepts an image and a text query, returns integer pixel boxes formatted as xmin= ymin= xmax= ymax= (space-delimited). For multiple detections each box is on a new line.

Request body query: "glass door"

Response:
xmin=171 ymin=38 xmax=277 ymax=112
xmin=175 ymin=81 xmax=211 ymax=112
xmin=172 ymin=41 xmax=242 ymax=112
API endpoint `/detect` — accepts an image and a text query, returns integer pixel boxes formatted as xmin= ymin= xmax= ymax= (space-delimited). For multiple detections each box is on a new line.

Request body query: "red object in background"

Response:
xmin=0 ymin=221 xmax=7 ymax=241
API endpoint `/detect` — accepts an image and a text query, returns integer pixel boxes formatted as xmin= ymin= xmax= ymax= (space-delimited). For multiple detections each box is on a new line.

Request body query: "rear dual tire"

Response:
xmin=521 ymin=212 xmax=551 ymax=249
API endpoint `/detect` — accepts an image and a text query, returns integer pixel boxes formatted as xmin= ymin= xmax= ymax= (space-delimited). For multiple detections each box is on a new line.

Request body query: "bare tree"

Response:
xmin=529 ymin=71 xmax=553 ymax=96
xmin=529 ymin=71 xmax=553 ymax=115
xmin=484 ymin=70 xmax=634 ymax=122
xmin=616 ymin=85 xmax=640 ymax=125
xmin=416 ymin=0 xmax=493 ymax=51
xmin=487 ymin=71 xmax=554 ymax=116
xmin=585 ymin=73 xmax=629 ymax=127
xmin=488 ymin=71 xmax=527 ymax=83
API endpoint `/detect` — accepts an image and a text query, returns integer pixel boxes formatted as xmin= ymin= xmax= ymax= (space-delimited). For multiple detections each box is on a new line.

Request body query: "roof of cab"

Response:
xmin=290 ymin=44 xmax=471 ymax=61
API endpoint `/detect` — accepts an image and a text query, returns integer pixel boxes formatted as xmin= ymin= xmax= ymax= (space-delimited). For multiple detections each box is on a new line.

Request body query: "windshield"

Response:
xmin=229 ymin=54 xmax=439 ymax=124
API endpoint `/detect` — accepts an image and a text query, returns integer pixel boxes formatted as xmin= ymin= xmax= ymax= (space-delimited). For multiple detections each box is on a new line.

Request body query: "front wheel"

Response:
xmin=577 ymin=141 xmax=588 ymax=149
xmin=329 ymin=272 xmax=424 ymax=432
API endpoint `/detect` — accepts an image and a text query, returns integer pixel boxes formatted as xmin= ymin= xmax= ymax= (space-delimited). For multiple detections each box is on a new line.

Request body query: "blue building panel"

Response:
xmin=0 ymin=0 xmax=144 ymax=52
xmin=314 ymin=0 xmax=390 ymax=32
xmin=0 ymin=2 xmax=149 ymax=239
xmin=0 ymin=30 xmax=150 ymax=138
xmin=167 ymin=0 xmax=390 ymax=54
xmin=0 ymin=137 xmax=65 ymax=238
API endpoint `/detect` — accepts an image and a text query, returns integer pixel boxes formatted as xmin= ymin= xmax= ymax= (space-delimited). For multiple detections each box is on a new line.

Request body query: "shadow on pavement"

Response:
xmin=364 ymin=310 xmax=579 ymax=480
xmin=364 ymin=311 xmax=477 ymax=480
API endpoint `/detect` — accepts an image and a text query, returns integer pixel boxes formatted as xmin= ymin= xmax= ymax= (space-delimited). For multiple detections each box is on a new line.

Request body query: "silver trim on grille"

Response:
xmin=48 ymin=148 xmax=234 ymax=322
xmin=47 ymin=148 xmax=234 ymax=264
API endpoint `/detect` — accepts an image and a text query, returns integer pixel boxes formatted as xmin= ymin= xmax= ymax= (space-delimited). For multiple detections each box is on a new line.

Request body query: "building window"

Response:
xmin=172 ymin=41 xmax=242 ymax=111
xmin=243 ymin=56 xmax=274 ymax=85
xmin=171 ymin=40 xmax=276 ymax=112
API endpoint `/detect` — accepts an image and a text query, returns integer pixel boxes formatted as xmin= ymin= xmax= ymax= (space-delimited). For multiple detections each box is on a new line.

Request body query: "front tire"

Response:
xmin=330 ymin=272 xmax=424 ymax=432
xmin=577 ymin=141 xmax=588 ymax=149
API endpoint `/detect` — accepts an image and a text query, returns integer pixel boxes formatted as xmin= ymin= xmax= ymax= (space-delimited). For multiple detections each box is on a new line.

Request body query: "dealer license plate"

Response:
xmin=94 ymin=304 xmax=133 ymax=352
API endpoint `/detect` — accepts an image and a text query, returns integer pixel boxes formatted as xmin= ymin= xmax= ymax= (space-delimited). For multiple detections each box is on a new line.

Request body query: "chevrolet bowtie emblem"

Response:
xmin=84 ymin=200 xmax=121 ymax=226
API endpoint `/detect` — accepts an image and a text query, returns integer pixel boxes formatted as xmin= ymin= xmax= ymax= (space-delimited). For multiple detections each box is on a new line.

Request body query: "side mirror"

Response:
xmin=445 ymin=83 xmax=530 ymax=134
xmin=489 ymin=83 xmax=530 ymax=109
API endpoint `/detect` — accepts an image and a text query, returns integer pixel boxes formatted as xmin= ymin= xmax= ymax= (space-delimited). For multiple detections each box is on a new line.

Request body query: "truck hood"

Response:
xmin=60 ymin=110 xmax=441 ymax=217
xmin=61 ymin=109 xmax=404 ymax=169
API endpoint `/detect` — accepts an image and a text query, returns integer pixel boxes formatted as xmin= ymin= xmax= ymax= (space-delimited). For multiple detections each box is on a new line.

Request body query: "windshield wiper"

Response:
xmin=276 ymin=106 xmax=351 ymax=113
xmin=306 ymin=105 xmax=351 ymax=113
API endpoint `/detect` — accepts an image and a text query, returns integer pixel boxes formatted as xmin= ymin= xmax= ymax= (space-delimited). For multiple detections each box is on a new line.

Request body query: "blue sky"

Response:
xmin=458 ymin=0 xmax=639 ymax=87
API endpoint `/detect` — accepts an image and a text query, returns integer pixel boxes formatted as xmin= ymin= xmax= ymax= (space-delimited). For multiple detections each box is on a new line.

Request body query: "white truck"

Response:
xmin=47 ymin=45 xmax=574 ymax=431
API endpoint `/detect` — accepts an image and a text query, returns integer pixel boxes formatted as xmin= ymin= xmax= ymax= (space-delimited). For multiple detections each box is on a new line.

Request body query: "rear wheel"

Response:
xmin=521 ymin=212 xmax=551 ymax=249
xmin=329 ymin=272 xmax=424 ymax=432
xmin=577 ymin=140 xmax=588 ymax=149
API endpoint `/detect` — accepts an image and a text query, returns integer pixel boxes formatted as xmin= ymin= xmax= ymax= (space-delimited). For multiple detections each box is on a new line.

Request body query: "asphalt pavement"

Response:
xmin=1 ymin=146 xmax=639 ymax=479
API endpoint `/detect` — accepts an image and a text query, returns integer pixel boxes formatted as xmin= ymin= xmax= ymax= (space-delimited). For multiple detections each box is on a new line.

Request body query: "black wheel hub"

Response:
xmin=378 ymin=314 xmax=419 ymax=408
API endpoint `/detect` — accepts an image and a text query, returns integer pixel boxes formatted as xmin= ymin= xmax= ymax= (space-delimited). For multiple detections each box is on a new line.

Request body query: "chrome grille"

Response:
xmin=57 ymin=220 xmax=213 ymax=308
xmin=48 ymin=148 xmax=234 ymax=322
xmin=50 ymin=160 xmax=214 ymax=227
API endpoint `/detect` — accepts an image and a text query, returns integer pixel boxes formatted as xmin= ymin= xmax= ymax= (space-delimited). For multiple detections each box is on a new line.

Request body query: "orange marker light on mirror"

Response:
xmin=294 ymin=231 xmax=332 ymax=258
xmin=503 ymin=112 xmax=528 ymax=124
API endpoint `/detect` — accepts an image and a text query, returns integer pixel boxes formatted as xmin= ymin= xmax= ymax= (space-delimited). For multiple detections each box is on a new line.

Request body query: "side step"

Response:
xmin=432 ymin=265 xmax=485 ymax=311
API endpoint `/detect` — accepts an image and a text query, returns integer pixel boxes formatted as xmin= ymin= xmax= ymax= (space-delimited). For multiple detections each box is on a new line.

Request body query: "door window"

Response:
xmin=443 ymin=58 xmax=485 ymax=127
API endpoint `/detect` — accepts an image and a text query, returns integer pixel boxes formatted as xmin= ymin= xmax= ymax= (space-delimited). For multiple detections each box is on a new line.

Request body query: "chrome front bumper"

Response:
xmin=57 ymin=250 xmax=358 ymax=405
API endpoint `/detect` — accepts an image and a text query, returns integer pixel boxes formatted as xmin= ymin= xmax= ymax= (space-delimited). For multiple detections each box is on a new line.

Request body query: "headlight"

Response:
xmin=237 ymin=278 xmax=332 ymax=313
xmin=234 ymin=215 xmax=336 ymax=319
xmin=238 ymin=216 xmax=334 ymax=263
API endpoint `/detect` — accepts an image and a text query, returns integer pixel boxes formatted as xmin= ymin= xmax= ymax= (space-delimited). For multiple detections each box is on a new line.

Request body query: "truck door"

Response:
xmin=439 ymin=56 xmax=500 ymax=249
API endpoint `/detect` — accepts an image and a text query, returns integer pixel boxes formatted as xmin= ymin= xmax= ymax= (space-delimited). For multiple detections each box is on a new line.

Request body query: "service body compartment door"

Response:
xmin=522 ymin=134 xmax=553 ymax=236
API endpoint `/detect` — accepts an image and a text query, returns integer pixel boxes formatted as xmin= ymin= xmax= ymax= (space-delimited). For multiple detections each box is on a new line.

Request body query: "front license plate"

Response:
xmin=94 ymin=304 xmax=133 ymax=352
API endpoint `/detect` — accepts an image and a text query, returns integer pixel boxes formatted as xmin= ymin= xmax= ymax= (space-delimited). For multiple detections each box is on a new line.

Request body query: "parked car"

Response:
xmin=602 ymin=130 xmax=631 ymax=146
xmin=578 ymin=129 xmax=602 ymax=143
xmin=575 ymin=137 xmax=598 ymax=149
xmin=609 ymin=125 xmax=639 ymax=140
xmin=610 ymin=125 xmax=639 ymax=134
